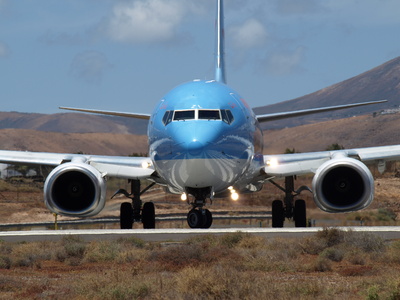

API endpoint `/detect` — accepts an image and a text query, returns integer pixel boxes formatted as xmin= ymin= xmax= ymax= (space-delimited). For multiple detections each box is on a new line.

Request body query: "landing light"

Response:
xmin=141 ymin=161 xmax=151 ymax=169
xmin=231 ymin=192 xmax=239 ymax=201
xmin=181 ymin=193 xmax=187 ymax=201
xmin=266 ymin=158 xmax=279 ymax=168
xmin=229 ymin=187 xmax=239 ymax=201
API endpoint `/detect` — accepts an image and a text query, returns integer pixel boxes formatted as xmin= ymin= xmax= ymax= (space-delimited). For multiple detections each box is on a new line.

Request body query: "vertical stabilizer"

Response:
xmin=215 ymin=0 xmax=226 ymax=84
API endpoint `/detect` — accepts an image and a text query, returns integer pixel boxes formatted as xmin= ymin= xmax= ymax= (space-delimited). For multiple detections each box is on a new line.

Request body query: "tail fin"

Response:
xmin=215 ymin=0 xmax=226 ymax=84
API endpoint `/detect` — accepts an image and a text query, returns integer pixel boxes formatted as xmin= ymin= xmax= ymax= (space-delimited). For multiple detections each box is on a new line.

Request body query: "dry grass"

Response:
xmin=1 ymin=229 xmax=400 ymax=299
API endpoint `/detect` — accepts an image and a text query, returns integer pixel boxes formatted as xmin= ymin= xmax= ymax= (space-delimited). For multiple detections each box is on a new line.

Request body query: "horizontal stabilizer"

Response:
xmin=59 ymin=107 xmax=151 ymax=120
xmin=256 ymin=100 xmax=387 ymax=123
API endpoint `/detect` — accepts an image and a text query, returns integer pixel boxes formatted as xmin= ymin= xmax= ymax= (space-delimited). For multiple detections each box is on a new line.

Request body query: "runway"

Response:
xmin=1 ymin=226 xmax=400 ymax=242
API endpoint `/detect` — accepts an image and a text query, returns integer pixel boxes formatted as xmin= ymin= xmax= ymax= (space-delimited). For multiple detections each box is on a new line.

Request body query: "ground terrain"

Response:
xmin=2 ymin=111 xmax=400 ymax=298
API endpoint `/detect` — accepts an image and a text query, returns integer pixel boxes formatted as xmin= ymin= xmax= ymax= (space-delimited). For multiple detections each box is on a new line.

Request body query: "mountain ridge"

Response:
xmin=254 ymin=56 xmax=400 ymax=128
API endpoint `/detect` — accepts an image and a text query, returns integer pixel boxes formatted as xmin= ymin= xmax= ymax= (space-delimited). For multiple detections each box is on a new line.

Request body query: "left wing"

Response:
xmin=256 ymin=100 xmax=386 ymax=122
xmin=262 ymin=144 xmax=400 ymax=213
xmin=263 ymin=145 xmax=400 ymax=177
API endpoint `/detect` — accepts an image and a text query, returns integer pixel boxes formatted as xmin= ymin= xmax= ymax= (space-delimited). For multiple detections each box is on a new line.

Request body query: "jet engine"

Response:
xmin=312 ymin=157 xmax=374 ymax=213
xmin=44 ymin=162 xmax=106 ymax=217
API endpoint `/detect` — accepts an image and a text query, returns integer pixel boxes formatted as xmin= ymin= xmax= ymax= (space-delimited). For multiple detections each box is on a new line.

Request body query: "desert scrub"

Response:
xmin=55 ymin=235 xmax=86 ymax=265
xmin=319 ymin=247 xmax=345 ymax=262
xmin=84 ymin=240 xmax=122 ymax=263
xmin=2 ymin=230 xmax=400 ymax=299
xmin=74 ymin=266 xmax=154 ymax=300
xmin=11 ymin=241 xmax=52 ymax=268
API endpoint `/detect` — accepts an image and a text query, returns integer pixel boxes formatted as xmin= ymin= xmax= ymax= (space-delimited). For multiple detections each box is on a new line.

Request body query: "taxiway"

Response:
xmin=1 ymin=227 xmax=400 ymax=243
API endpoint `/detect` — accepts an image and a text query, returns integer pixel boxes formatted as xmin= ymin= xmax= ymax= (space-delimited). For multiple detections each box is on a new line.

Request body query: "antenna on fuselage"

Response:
xmin=215 ymin=0 xmax=226 ymax=84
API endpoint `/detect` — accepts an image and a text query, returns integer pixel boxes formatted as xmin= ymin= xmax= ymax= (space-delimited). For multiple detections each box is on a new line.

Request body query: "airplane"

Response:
xmin=0 ymin=0 xmax=398 ymax=229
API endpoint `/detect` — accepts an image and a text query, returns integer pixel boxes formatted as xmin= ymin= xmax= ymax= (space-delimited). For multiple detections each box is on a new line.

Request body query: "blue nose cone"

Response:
xmin=187 ymin=140 xmax=204 ymax=156
xmin=172 ymin=122 xmax=223 ymax=158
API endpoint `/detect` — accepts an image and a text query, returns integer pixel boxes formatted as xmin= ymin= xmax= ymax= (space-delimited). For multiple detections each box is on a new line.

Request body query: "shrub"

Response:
xmin=84 ymin=241 xmax=121 ymax=263
xmin=345 ymin=248 xmax=366 ymax=265
xmin=315 ymin=227 xmax=344 ymax=247
xmin=300 ymin=236 xmax=328 ymax=255
xmin=55 ymin=235 xmax=86 ymax=265
xmin=311 ymin=257 xmax=332 ymax=272
xmin=343 ymin=230 xmax=385 ymax=253
xmin=11 ymin=241 xmax=52 ymax=268
xmin=320 ymin=247 xmax=344 ymax=262
xmin=219 ymin=232 xmax=245 ymax=248
xmin=0 ymin=255 xmax=11 ymax=269
xmin=377 ymin=208 xmax=397 ymax=221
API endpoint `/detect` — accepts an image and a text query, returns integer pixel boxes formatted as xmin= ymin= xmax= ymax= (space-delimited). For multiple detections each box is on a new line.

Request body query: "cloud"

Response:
xmin=231 ymin=19 xmax=268 ymax=49
xmin=105 ymin=0 xmax=191 ymax=44
xmin=70 ymin=51 xmax=113 ymax=84
xmin=262 ymin=46 xmax=306 ymax=76
xmin=0 ymin=42 xmax=9 ymax=57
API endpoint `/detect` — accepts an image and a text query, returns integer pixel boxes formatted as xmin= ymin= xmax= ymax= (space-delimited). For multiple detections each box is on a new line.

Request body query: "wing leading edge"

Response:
xmin=59 ymin=107 xmax=151 ymax=120
xmin=256 ymin=100 xmax=387 ymax=123
xmin=263 ymin=144 xmax=400 ymax=177
xmin=0 ymin=150 xmax=154 ymax=179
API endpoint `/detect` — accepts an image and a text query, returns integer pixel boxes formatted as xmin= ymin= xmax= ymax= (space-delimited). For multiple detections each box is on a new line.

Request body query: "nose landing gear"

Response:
xmin=185 ymin=187 xmax=213 ymax=228
xmin=187 ymin=208 xmax=213 ymax=228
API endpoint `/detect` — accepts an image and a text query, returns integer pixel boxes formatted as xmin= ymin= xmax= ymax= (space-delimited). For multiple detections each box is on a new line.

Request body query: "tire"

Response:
xmin=142 ymin=202 xmax=156 ymax=229
xmin=187 ymin=209 xmax=203 ymax=228
xmin=120 ymin=202 xmax=133 ymax=229
xmin=201 ymin=209 xmax=213 ymax=228
xmin=294 ymin=199 xmax=307 ymax=227
xmin=272 ymin=200 xmax=284 ymax=228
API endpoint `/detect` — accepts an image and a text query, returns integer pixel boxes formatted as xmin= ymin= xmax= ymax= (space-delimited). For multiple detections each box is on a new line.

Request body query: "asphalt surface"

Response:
xmin=1 ymin=227 xmax=400 ymax=242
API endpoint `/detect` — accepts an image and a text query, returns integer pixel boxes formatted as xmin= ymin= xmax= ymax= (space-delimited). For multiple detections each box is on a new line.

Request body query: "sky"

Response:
xmin=1 ymin=0 xmax=400 ymax=115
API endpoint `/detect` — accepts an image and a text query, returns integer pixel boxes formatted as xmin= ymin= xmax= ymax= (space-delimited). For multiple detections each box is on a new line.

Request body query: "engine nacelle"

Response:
xmin=44 ymin=162 xmax=106 ymax=217
xmin=312 ymin=157 xmax=374 ymax=213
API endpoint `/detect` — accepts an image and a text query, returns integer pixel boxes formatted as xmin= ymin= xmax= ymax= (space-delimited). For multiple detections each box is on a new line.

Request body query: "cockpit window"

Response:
xmin=162 ymin=109 xmax=234 ymax=126
xmin=162 ymin=110 xmax=173 ymax=125
xmin=198 ymin=110 xmax=220 ymax=120
xmin=173 ymin=110 xmax=195 ymax=121
xmin=221 ymin=109 xmax=234 ymax=124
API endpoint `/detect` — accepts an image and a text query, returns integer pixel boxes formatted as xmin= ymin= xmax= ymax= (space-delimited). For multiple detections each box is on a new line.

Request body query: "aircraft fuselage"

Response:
xmin=148 ymin=80 xmax=264 ymax=197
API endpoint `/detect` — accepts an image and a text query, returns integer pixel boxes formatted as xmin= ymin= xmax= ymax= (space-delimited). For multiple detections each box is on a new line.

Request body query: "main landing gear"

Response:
xmin=269 ymin=176 xmax=311 ymax=228
xmin=185 ymin=187 xmax=213 ymax=229
xmin=113 ymin=179 xmax=156 ymax=229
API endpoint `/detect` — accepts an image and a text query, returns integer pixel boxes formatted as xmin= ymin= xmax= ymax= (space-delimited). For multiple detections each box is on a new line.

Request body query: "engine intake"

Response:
xmin=312 ymin=157 xmax=374 ymax=213
xmin=44 ymin=162 xmax=106 ymax=217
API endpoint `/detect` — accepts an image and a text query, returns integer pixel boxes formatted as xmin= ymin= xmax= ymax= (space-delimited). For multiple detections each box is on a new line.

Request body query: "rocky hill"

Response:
xmin=0 ymin=112 xmax=148 ymax=135
xmin=263 ymin=113 xmax=400 ymax=155
xmin=254 ymin=56 xmax=400 ymax=128
xmin=0 ymin=129 xmax=148 ymax=156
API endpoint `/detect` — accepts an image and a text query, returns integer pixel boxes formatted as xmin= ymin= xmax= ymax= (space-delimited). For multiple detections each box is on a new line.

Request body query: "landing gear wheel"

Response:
xmin=202 ymin=209 xmax=213 ymax=228
xmin=294 ymin=199 xmax=307 ymax=227
xmin=187 ymin=209 xmax=203 ymax=228
xmin=120 ymin=202 xmax=133 ymax=229
xmin=142 ymin=202 xmax=156 ymax=229
xmin=272 ymin=200 xmax=284 ymax=228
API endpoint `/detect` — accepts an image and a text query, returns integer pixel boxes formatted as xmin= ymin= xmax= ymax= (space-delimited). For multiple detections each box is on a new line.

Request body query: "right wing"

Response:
xmin=59 ymin=107 xmax=151 ymax=120
xmin=0 ymin=150 xmax=155 ymax=179
xmin=0 ymin=150 xmax=157 ymax=217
